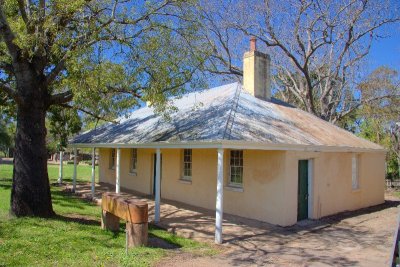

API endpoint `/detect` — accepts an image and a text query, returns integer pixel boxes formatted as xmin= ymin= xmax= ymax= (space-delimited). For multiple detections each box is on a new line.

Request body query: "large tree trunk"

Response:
xmin=10 ymin=97 xmax=54 ymax=217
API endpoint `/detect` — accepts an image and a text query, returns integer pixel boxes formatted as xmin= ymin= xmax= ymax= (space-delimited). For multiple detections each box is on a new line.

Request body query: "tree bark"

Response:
xmin=10 ymin=95 xmax=54 ymax=217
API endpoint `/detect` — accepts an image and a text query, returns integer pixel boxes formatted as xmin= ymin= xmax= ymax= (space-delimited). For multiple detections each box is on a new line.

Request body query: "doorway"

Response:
xmin=152 ymin=154 xmax=162 ymax=196
xmin=297 ymin=160 xmax=309 ymax=221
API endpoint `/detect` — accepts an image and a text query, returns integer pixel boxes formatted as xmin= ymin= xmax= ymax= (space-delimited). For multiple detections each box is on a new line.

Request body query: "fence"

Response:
xmin=387 ymin=180 xmax=400 ymax=188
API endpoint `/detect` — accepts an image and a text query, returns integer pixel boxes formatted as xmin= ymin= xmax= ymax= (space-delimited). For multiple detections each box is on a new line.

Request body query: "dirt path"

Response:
xmin=156 ymin=193 xmax=400 ymax=267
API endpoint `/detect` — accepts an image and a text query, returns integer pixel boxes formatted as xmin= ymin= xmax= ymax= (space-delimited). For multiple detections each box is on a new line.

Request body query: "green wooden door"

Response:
xmin=297 ymin=160 xmax=308 ymax=221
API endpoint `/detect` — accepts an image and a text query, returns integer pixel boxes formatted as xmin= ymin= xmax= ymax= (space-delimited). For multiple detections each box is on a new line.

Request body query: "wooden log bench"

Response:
xmin=101 ymin=192 xmax=148 ymax=247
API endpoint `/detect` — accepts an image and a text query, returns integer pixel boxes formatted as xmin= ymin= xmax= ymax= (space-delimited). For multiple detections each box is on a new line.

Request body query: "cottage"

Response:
xmin=69 ymin=39 xmax=385 ymax=244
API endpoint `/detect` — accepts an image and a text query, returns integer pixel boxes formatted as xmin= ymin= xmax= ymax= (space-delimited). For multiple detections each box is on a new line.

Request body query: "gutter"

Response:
xmin=68 ymin=140 xmax=387 ymax=153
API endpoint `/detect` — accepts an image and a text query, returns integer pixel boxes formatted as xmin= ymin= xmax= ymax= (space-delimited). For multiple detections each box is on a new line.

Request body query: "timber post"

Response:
xmin=101 ymin=192 xmax=148 ymax=247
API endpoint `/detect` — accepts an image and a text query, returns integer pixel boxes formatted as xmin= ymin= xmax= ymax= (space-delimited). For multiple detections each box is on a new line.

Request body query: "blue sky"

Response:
xmin=366 ymin=23 xmax=400 ymax=72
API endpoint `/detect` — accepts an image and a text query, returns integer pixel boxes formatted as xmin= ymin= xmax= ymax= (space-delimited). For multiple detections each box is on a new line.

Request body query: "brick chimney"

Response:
xmin=243 ymin=37 xmax=271 ymax=100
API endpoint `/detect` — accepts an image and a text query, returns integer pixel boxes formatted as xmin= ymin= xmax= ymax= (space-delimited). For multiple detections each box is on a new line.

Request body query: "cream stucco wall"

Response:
xmin=98 ymin=147 xmax=385 ymax=226
xmin=160 ymin=149 xmax=288 ymax=225
xmin=99 ymin=148 xmax=153 ymax=195
xmin=285 ymin=151 xmax=385 ymax=225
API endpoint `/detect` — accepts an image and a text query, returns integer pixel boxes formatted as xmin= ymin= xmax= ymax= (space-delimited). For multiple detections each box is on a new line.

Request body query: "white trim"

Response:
xmin=91 ymin=148 xmax=96 ymax=199
xmin=225 ymin=186 xmax=244 ymax=192
xmin=180 ymin=176 xmax=192 ymax=182
xmin=182 ymin=149 xmax=192 ymax=179
xmin=129 ymin=148 xmax=138 ymax=174
xmin=72 ymin=148 xmax=77 ymax=192
xmin=109 ymin=148 xmax=116 ymax=170
xmin=215 ymin=148 xmax=224 ymax=244
xmin=116 ymin=148 xmax=121 ymax=194
xmin=228 ymin=150 xmax=243 ymax=187
xmin=69 ymin=140 xmax=386 ymax=153
xmin=307 ymin=159 xmax=313 ymax=219
xmin=154 ymin=148 xmax=161 ymax=223
xmin=178 ymin=179 xmax=192 ymax=185
xmin=58 ymin=151 xmax=63 ymax=184
xmin=352 ymin=154 xmax=360 ymax=190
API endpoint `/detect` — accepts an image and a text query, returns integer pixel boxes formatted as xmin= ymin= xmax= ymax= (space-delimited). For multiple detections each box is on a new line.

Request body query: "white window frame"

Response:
xmin=352 ymin=154 xmax=360 ymax=190
xmin=109 ymin=149 xmax=116 ymax=170
xmin=129 ymin=148 xmax=138 ymax=175
xmin=229 ymin=150 xmax=243 ymax=187
xmin=181 ymin=149 xmax=192 ymax=181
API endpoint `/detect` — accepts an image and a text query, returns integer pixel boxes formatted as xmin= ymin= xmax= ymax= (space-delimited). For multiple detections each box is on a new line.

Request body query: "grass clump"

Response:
xmin=0 ymin=164 xmax=217 ymax=266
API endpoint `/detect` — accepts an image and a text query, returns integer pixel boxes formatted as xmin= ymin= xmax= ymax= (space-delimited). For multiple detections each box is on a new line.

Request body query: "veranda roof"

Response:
xmin=70 ymin=82 xmax=384 ymax=152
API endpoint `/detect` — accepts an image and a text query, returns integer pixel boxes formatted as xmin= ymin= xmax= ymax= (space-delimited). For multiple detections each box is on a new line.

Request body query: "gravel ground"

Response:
xmin=156 ymin=192 xmax=400 ymax=267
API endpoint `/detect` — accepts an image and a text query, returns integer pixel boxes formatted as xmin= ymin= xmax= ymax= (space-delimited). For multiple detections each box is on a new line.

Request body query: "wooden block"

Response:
xmin=126 ymin=222 xmax=148 ymax=247
xmin=101 ymin=192 xmax=148 ymax=223
xmin=101 ymin=210 xmax=120 ymax=232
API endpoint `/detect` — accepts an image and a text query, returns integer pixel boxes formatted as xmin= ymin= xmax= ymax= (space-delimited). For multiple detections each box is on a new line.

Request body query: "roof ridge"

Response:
xmin=223 ymin=83 xmax=242 ymax=140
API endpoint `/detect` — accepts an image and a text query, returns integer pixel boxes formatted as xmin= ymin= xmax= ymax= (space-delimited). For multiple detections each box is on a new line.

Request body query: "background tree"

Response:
xmin=0 ymin=91 xmax=15 ymax=157
xmin=0 ymin=121 xmax=12 ymax=157
xmin=48 ymin=106 xmax=82 ymax=151
xmin=357 ymin=66 xmax=400 ymax=179
xmin=0 ymin=0 xmax=208 ymax=217
xmin=391 ymin=124 xmax=400 ymax=179
xmin=198 ymin=0 xmax=400 ymax=123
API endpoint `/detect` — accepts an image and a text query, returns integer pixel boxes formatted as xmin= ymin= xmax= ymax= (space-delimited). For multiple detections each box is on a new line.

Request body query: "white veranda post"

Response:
xmin=215 ymin=148 xmax=224 ymax=244
xmin=155 ymin=148 xmax=161 ymax=223
xmin=72 ymin=147 xmax=77 ymax=192
xmin=58 ymin=150 xmax=63 ymax=184
xmin=116 ymin=148 xmax=121 ymax=193
xmin=91 ymin=148 xmax=96 ymax=198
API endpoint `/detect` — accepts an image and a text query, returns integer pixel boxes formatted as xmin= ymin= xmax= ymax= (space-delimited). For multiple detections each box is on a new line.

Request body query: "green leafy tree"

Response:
xmin=48 ymin=106 xmax=82 ymax=150
xmin=357 ymin=67 xmax=400 ymax=178
xmin=0 ymin=121 xmax=12 ymax=156
xmin=0 ymin=0 xmax=207 ymax=217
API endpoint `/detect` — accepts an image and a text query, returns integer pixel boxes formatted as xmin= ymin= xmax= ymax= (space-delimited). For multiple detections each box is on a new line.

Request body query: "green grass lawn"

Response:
xmin=0 ymin=164 xmax=216 ymax=266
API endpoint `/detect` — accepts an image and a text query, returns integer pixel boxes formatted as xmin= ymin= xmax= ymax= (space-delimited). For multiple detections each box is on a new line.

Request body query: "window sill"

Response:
xmin=225 ymin=186 xmax=243 ymax=192
xmin=178 ymin=179 xmax=192 ymax=185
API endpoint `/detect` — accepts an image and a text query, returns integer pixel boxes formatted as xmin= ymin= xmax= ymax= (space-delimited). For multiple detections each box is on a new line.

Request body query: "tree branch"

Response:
xmin=49 ymin=90 xmax=73 ymax=105
xmin=17 ymin=0 xmax=29 ymax=24
xmin=0 ymin=5 xmax=21 ymax=61
xmin=0 ymin=83 xmax=23 ymax=105
xmin=58 ymin=103 xmax=117 ymax=124
xmin=45 ymin=60 xmax=66 ymax=87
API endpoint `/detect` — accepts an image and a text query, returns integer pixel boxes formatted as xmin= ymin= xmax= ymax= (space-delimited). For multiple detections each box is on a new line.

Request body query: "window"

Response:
xmin=229 ymin=150 xmax=243 ymax=187
xmin=109 ymin=149 xmax=116 ymax=169
xmin=182 ymin=149 xmax=192 ymax=180
xmin=352 ymin=154 xmax=359 ymax=190
xmin=130 ymin=148 xmax=138 ymax=174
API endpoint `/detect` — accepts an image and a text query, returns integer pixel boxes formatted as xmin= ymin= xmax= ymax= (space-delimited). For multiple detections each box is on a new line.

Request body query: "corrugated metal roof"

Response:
xmin=70 ymin=82 xmax=383 ymax=151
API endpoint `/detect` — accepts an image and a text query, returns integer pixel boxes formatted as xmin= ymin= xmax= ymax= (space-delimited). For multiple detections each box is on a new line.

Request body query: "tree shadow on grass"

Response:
xmin=51 ymin=191 xmax=183 ymax=250
xmin=147 ymin=225 xmax=183 ymax=249
xmin=0 ymin=178 xmax=12 ymax=190
xmin=52 ymin=214 xmax=99 ymax=226
xmin=148 ymin=235 xmax=181 ymax=249
xmin=51 ymin=189 xmax=98 ymax=210
xmin=53 ymin=213 xmax=182 ymax=249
